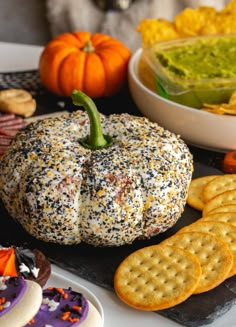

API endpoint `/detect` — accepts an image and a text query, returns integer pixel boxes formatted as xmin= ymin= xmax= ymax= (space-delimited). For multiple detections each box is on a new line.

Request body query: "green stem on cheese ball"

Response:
xmin=72 ymin=90 xmax=113 ymax=150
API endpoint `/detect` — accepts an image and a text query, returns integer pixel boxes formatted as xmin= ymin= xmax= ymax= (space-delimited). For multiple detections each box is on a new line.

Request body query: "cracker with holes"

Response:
xmin=208 ymin=204 xmax=236 ymax=215
xmin=202 ymin=174 xmax=236 ymax=203
xmin=162 ymin=231 xmax=233 ymax=293
xmin=0 ymin=88 xmax=36 ymax=117
xmin=178 ymin=220 xmax=236 ymax=277
xmin=203 ymin=189 xmax=236 ymax=216
xmin=187 ymin=175 xmax=219 ymax=211
xmin=202 ymin=212 xmax=236 ymax=227
xmin=114 ymin=244 xmax=201 ymax=311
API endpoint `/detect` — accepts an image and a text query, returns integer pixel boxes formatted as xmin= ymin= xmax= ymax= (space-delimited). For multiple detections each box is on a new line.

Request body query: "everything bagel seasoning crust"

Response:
xmin=0 ymin=110 xmax=193 ymax=246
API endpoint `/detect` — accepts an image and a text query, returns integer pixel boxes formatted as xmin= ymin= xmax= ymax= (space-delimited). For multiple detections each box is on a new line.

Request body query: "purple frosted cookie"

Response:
xmin=27 ymin=286 xmax=102 ymax=327
xmin=0 ymin=276 xmax=42 ymax=327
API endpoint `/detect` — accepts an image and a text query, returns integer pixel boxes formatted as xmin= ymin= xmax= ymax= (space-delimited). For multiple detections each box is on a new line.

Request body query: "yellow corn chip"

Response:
xmin=200 ymin=102 xmax=236 ymax=115
xmin=137 ymin=0 xmax=236 ymax=47
xmin=229 ymin=90 xmax=236 ymax=105
xmin=175 ymin=7 xmax=217 ymax=36
xmin=221 ymin=0 xmax=236 ymax=14
xmin=137 ymin=19 xmax=181 ymax=47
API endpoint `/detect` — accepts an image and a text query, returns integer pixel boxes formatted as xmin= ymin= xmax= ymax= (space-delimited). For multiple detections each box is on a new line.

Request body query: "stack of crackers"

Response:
xmin=114 ymin=174 xmax=236 ymax=311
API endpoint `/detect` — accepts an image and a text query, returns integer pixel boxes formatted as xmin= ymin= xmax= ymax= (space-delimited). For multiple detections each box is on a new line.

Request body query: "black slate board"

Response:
xmin=1 ymin=162 xmax=236 ymax=327
xmin=0 ymin=72 xmax=232 ymax=326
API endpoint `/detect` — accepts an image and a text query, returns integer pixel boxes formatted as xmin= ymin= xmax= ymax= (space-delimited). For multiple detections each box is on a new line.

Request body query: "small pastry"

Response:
xmin=0 ymin=89 xmax=36 ymax=118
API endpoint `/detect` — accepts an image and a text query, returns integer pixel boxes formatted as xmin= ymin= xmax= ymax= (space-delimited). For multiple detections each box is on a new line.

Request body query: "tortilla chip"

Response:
xmin=175 ymin=7 xmax=217 ymax=36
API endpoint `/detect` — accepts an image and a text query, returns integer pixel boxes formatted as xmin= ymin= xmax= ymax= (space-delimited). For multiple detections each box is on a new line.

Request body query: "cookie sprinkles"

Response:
xmin=0 ymin=91 xmax=193 ymax=246
xmin=27 ymin=287 xmax=89 ymax=326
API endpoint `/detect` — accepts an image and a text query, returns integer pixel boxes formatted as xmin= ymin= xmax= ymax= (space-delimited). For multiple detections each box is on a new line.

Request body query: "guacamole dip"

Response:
xmin=147 ymin=35 xmax=236 ymax=107
xmin=157 ymin=35 xmax=236 ymax=80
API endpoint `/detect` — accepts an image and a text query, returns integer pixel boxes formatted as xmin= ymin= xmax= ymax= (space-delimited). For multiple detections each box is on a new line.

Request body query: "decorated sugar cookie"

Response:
xmin=0 ymin=276 xmax=42 ymax=327
xmin=27 ymin=286 xmax=103 ymax=327
xmin=0 ymin=246 xmax=51 ymax=287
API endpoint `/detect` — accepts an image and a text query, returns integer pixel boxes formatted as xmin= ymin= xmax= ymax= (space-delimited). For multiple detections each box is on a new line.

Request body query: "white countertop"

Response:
xmin=0 ymin=42 xmax=42 ymax=72
xmin=1 ymin=41 xmax=236 ymax=327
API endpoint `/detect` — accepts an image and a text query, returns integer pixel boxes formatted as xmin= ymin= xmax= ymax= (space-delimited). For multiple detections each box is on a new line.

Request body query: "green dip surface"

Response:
xmin=157 ymin=35 xmax=236 ymax=81
xmin=147 ymin=35 xmax=236 ymax=108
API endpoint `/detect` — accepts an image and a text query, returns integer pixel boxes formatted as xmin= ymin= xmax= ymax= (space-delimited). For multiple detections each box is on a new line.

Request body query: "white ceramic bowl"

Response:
xmin=128 ymin=48 xmax=236 ymax=152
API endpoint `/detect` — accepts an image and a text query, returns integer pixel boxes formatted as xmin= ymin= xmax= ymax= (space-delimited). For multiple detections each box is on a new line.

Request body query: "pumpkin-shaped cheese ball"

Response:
xmin=0 ymin=91 xmax=193 ymax=247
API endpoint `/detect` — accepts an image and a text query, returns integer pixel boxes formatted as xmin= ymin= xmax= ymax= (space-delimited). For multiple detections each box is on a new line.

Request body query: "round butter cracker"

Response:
xmin=187 ymin=175 xmax=219 ymax=211
xmin=207 ymin=204 xmax=236 ymax=215
xmin=202 ymin=174 xmax=236 ymax=203
xmin=114 ymin=244 xmax=201 ymax=311
xmin=202 ymin=212 xmax=236 ymax=227
xmin=178 ymin=220 xmax=236 ymax=278
xmin=162 ymin=231 xmax=233 ymax=293
xmin=203 ymin=189 xmax=236 ymax=216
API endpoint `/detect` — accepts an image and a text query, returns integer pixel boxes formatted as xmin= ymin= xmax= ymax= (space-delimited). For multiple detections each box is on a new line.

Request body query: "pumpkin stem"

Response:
xmin=72 ymin=90 xmax=113 ymax=150
xmin=82 ymin=40 xmax=95 ymax=53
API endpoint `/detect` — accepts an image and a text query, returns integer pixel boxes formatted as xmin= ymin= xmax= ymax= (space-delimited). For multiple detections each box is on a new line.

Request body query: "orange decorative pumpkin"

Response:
xmin=39 ymin=31 xmax=132 ymax=98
